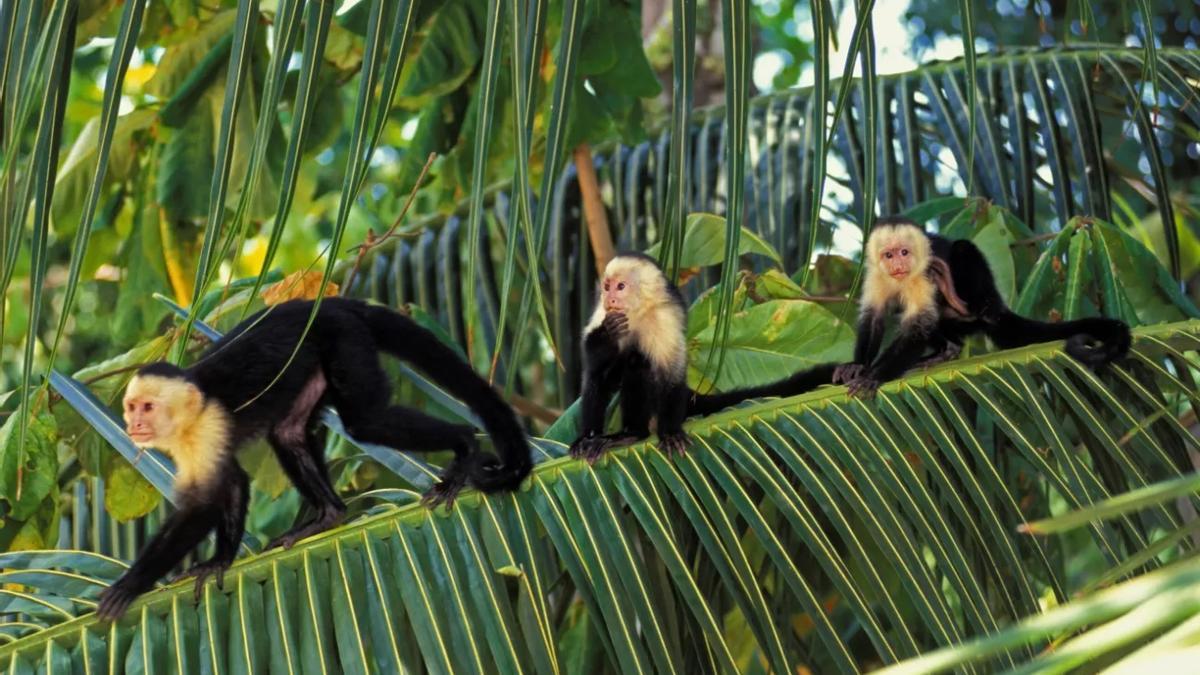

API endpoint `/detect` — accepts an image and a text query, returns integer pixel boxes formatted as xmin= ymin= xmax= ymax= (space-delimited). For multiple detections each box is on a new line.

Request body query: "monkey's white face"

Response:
xmin=603 ymin=273 xmax=637 ymax=313
xmin=123 ymin=376 xmax=203 ymax=449
xmin=876 ymin=236 xmax=918 ymax=280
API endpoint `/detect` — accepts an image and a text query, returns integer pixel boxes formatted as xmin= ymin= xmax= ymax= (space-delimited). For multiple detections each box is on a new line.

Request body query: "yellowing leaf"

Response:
xmin=104 ymin=462 xmax=163 ymax=522
xmin=8 ymin=518 xmax=46 ymax=552
xmin=260 ymin=270 xmax=340 ymax=305
xmin=0 ymin=411 xmax=59 ymax=521
xmin=239 ymin=440 xmax=290 ymax=499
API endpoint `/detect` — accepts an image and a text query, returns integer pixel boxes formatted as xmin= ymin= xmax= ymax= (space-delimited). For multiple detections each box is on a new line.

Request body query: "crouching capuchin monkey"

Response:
xmin=95 ymin=297 xmax=531 ymax=621
xmin=834 ymin=216 xmax=1131 ymax=397
xmin=569 ymin=253 xmax=837 ymax=463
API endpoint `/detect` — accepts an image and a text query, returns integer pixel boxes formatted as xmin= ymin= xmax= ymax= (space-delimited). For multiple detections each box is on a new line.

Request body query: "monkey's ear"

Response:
xmin=182 ymin=384 xmax=204 ymax=415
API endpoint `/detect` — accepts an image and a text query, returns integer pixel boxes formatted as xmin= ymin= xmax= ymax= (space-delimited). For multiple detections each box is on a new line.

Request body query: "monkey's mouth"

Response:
xmin=128 ymin=431 xmax=154 ymax=443
xmin=889 ymin=270 xmax=909 ymax=279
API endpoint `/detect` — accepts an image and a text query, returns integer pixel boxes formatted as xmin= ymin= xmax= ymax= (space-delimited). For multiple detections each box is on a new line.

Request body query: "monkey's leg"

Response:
xmin=570 ymin=365 xmax=624 ymax=461
xmin=265 ymin=424 xmax=347 ymax=550
xmin=173 ymin=465 xmax=249 ymax=598
xmin=654 ymin=383 xmax=692 ymax=458
xmin=576 ymin=366 xmax=654 ymax=464
xmin=349 ymin=406 xmax=478 ymax=509
xmin=319 ymin=332 xmax=479 ymax=509
xmin=617 ymin=366 xmax=653 ymax=439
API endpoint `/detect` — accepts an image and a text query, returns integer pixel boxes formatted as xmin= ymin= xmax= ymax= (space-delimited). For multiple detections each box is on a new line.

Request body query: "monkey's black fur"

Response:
xmin=570 ymin=257 xmax=835 ymax=461
xmin=96 ymin=298 xmax=530 ymax=620
xmin=847 ymin=219 xmax=1130 ymax=394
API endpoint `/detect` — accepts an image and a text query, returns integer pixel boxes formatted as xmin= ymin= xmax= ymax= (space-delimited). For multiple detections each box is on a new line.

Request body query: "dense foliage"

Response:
xmin=1 ymin=0 xmax=1198 ymax=672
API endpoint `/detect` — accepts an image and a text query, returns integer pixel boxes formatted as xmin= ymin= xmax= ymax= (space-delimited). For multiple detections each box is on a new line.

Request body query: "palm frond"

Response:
xmin=5 ymin=322 xmax=1198 ymax=672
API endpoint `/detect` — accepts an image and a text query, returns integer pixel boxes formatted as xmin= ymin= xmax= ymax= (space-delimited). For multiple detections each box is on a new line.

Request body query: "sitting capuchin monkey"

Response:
xmin=834 ymin=216 xmax=1131 ymax=397
xmin=570 ymin=252 xmax=837 ymax=462
xmin=95 ymin=297 xmax=531 ymax=621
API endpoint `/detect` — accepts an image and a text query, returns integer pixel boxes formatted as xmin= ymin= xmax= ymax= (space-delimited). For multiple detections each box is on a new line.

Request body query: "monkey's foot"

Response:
xmin=569 ymin=436 xmax=601 ymax=460
xmin=421 ymin=464 xmax=471 ymax=510
xmin=569 ymin=433 xmax=643 ymax=465
xmin=575 ymin=437 xmax=613 ymax=465
xmin=96 ymin=581 xmax=139 ymax=622
xmin=658 ymin=432 xmax=691 ymax=458
xmin=171 ymin=560 xmax=231 ymax=602
xmin=266 ymin=509 xmax=345 ymax=551
xmin=832 ymin=364 xmax=865 ymax=385
xmin=846 ymin=376 xmax=882 ymax=399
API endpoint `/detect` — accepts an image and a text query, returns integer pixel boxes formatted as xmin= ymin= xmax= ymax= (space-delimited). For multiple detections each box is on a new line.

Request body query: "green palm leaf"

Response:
xmin=5 ymin=322 xmax=1199 ymax=672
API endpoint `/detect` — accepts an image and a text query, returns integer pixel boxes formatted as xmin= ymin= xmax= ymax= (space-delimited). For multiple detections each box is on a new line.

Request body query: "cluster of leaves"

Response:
xmin=4 ymin=0 xmax=665 ymax=392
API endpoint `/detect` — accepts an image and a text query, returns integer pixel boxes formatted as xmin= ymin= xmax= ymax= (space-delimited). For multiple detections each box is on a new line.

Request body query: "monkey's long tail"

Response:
xmin=687 ymin=363 xmax=839 ymax=417
xmin=987 ymin=310 xmax=1131 ymax=367
xmin=360 ymin=305 xmax=532 ymax=493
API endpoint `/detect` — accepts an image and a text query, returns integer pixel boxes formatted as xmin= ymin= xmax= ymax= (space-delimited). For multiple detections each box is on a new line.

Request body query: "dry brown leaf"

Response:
xmin=260 ymin=270 xmax=340 ymax=305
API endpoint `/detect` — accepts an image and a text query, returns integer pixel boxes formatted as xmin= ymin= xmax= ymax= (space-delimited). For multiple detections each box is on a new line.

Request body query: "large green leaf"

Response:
xmin=688 ymin=298 xmax=854 ymax=391
xmin=646 ymin=212 xmax=783 ymax=269
xmin=395 ymin=0 xmax=484 ymax=108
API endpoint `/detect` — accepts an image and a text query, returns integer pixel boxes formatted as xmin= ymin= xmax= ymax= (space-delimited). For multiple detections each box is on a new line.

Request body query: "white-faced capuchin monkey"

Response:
xmin=833 ymin=216 xmax=1131 ymax=397
xmin=95 ymin=297 xmax=531 ymax=621
xmin=570 ymin=252 xmax=837 ymax=462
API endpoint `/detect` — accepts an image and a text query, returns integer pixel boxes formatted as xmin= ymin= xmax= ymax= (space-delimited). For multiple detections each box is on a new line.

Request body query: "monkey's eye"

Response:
xmin=143 ymin=402 xmax=154 ymax=413
xmin=884 ymin=252 xmax=894 ymax=259
xmin=617 ymin=283 xmax=625 ymax=290
xmin=901 ymin=248 xmax=909 ymax=256
xmin=603 ymin=282 xmax=609 ymax=291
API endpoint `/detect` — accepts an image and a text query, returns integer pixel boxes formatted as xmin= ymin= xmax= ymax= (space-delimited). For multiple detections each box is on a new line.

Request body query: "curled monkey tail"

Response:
xmin=687 ymin=363 xmax=839 ymax=416
xmin=360 ymin=305 xmax=532 ymax=492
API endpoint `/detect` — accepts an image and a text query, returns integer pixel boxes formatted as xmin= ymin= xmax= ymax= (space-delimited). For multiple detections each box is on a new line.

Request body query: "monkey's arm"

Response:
xmin=849 ymin=313 xmax=937 ymax=397
xmin=173 ymin=465 xmax=249 ymax=599
xmin=96 ymin=499 xmax=218 ymax=621
xmin=576 ymin=313 xmax=628 ymax=441
xmin=834 ymin=310 xmax=885 ymax=384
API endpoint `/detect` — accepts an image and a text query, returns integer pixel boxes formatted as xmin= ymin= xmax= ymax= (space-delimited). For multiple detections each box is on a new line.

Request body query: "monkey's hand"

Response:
xmin=601 ymin=311 xmax=629 ymax=338
xmin=658 ymin=432 xmax=691 ymax=458
xmin=832 ymin=363 xmax=865 ymax=385
xmin=172 ymin=560 xmax=231 ymax=602
xmin=96 ymin=578 xmax=143 ymax=622
xmin=846 ymin=375 xmax=882 ymax=399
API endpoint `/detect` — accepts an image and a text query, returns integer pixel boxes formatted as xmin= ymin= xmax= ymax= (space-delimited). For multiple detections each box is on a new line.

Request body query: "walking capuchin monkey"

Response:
xmin=570 ymin=253 xmax=837 ymax=462
xmin=96 ymin=297 xmax=531 ymax=621
xmin=834 ymin=216 xmax=1131 ymax=397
